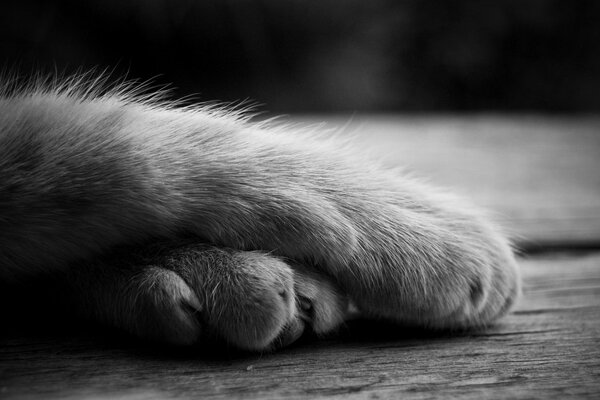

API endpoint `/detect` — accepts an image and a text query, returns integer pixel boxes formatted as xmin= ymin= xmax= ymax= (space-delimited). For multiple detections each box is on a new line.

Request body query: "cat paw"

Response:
xmin=161 ymin=246 xmax=351 ymax=350
xmin=92 ymin=249 xmax=300 ymax=351
xmin=444 ymin=245 xmax=521 ymax=329
xmin=343 ymin=212 xmax=521 ymax=330
xmin=418 ymin=225 xmax=521 ymax=329
xmin=206 ymin=252 xmax=299 ymax=350
xmin=165 ymin=246 xmax=303 ymax=351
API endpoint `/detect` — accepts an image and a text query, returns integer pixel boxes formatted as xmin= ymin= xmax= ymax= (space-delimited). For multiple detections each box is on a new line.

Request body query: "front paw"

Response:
xmin=104 ymin=246 xmax=352 ymax=351
xmin=164 ymin=246 xmax=306 ymax=351
xmin=280 ymin=175 xmax=522 ymax=330
xmin=77 ymin=246 xmax=301 ymax=351
xmin=414 ymin=234 xmax=521 ymax=330
xmin=414 ymin=219 xmax=521 ymax=329
xmin=339 ymin=202 xmax=521 ymax=330
xmin=176 ymin=250 xmax=351 ymax=350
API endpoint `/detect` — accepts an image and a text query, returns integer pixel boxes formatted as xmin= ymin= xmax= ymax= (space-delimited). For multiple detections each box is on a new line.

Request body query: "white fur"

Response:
xmin=0 ymin=76 xmax=520 ymax=350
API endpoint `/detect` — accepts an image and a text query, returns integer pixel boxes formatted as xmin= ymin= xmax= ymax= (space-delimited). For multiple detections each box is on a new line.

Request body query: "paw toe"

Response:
xmin=200 ymin=254 xmax=299 ymax=351
xmin=270 ymin=317 xmax=305 ymax=350
xmin=293 ymin=268 xmax=349 ymax=335
xmin=132 ymin=268 xmax=203 ymax=346
xmin=455 ymin=254 xmax=521 ymax=328
xmin=468 ymin=278 xmax=486 ymax=309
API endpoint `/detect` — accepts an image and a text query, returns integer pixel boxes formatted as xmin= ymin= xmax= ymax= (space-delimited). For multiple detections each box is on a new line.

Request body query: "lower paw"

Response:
xmin=90 ymin=245 xmax=352 ymax=351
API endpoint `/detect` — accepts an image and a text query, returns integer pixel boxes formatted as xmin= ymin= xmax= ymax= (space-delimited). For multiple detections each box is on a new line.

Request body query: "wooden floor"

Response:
xmin=1 ymin=115 xmax=600 ymax=399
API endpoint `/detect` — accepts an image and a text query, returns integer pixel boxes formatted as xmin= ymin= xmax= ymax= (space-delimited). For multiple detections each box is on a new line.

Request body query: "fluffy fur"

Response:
xmin=0 ymin=75 xmax=520 ymax=351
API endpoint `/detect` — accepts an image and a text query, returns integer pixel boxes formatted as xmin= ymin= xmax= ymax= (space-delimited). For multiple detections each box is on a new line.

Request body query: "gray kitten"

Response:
xmin=0 ymin=77 xmax=520 ymax=351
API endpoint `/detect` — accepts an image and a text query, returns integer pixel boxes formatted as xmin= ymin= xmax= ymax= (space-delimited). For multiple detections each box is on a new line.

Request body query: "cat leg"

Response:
xmin=0 ymin=92 xmax=518 ymax=334
xmin=66 ymin=243 xmax=349 ymax=351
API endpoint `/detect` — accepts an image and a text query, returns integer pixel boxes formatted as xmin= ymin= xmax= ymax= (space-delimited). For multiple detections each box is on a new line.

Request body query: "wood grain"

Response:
xmin=294 ymin=115 xmax=600 ymax=247
xmin=1 ymin=253 xmax=599 ymax=399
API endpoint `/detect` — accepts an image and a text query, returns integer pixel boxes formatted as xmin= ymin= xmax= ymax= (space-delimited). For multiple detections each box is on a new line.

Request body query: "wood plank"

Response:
xmin=293 ymin=115 xmax=600 ymax=246
xmin=2 ymin=253 xmax=599 ymax=399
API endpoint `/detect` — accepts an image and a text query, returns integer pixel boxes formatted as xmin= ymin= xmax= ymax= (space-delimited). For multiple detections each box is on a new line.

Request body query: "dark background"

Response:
xmin=2 ymin=0 xmax=599 ymax=113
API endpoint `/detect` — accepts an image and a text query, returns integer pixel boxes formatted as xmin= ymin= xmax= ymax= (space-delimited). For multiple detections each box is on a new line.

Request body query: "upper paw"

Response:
xmin=344 ymin=217 xmax=521 ymax=330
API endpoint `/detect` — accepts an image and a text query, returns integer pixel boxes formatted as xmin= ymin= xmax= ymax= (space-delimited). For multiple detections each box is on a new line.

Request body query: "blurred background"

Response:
xmin=1 ymin=0 xmax=599 ymax=113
